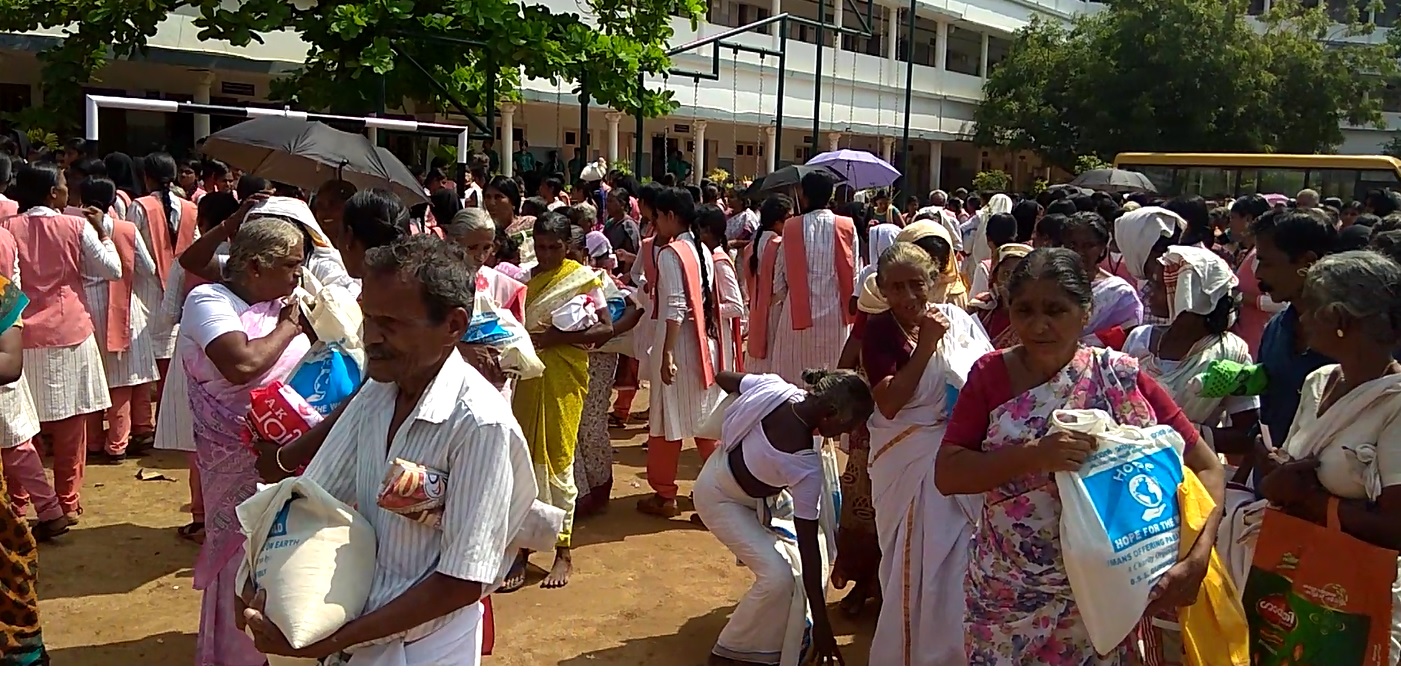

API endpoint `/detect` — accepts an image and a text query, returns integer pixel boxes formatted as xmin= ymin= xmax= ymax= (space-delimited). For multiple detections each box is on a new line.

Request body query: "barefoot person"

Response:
xmin=508 ymin=214 xmax=614 ymax=590
xmin=694 ymin=368 xmax=873 ymax=665
xmin=243 ymin=235 xmax=537 ymax=666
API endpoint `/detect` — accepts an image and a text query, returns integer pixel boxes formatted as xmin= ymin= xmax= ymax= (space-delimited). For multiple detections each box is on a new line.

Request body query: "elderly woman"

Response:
xmin=1114 ymin=207 xmax=1187 ymax=327
xmin=935 ymin=248 xmax=1225 ymax=665
xmin=508 ymin=213 xmax=614 ymax=591
xmin=695 ymin=368 xmax=873 ymax=666
xmin=863 ymin=243 xmax=992 ymax=665
xmin=1256 ymin=251 xmax=1401 ymax=664
xmin=969 ymin=243 xmax=1033 ymax=348
xmin=445 ymin=207 xmax=525 ymax=321
xmin=182 ymin=218 xmax=311 ymax=665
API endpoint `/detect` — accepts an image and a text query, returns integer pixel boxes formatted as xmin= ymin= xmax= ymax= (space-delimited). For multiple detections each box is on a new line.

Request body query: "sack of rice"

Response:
xmin=235 ymin=476 xmax=377 ymax=649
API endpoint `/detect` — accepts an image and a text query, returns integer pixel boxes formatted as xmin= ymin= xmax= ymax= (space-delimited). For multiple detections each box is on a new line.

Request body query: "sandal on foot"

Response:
xmin=177 ymin=521 xmax=205 ymax=542
xmin=32 ymin=515 xmax=73 ymax=542
xmin=636 ymin=494 xmax=680 ymax=517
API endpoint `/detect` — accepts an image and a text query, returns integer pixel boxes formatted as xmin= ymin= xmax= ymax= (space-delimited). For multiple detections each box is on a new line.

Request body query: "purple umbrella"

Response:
xmin=805 ymin=149 xmax=901 ymax=190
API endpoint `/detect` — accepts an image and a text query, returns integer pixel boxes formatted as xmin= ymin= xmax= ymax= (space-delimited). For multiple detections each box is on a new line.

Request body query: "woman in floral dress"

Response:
xmin=935 ymin=248 xmax=1225 ymax=665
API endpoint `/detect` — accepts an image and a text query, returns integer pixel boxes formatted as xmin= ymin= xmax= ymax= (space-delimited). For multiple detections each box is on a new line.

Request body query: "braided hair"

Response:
xmin=656 ymin=186 xmax=719 ymax=341
xmin=142 ymin=152 xmax=180 ymax=229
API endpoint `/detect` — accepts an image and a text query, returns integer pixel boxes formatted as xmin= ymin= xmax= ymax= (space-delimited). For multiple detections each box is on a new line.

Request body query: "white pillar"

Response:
xmin=886 ymin=6 xmax=898 ymax=80
xmin=694 ymin=120 xmax=708 ymax=176
xmin=193 ymin=70 xmax=215 ymax=144
xmin=881 ymin=137 xmax=895 ymax=163
xmin=936 ymin=21 xmax=948 ymax=71
xmin=827 ymin=132 xmax=841 ymax=152
xmin=500 ymin=103 xmax=516 ymax=178
xmin=833 ymin=0 xmax=843 ymax=56
xmin=606 ymin=111 xmax=623 ymax=163
xmin=764 ymin=126 xmax=777 ymax=173
xmin=929 ymin=140 xmax=943 ymax=190
xmin=980 ymin=31 xmax=990 ymax=78
xmin=772 ymin=0 xmax=783 ymax=50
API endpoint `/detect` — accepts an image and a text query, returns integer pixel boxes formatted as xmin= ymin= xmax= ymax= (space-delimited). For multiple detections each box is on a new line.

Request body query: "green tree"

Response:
xmin=973 ymin=0 xmax=1398 ymax=170
xmin=0 ymin=0 xmax=706 ymax=131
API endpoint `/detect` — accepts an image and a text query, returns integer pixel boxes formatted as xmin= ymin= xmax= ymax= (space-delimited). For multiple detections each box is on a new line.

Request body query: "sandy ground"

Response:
xmin=35 ymin=390 xmax=877 ymax=666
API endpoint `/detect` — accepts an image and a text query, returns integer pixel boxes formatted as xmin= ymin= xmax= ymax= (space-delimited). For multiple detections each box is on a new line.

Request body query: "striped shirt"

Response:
xmin=301 ymin=349 xmax=537 ymax=647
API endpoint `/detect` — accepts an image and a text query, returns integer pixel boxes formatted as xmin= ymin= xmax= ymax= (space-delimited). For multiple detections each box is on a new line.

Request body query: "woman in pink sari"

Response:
xmin=181 ymin=217 xmax=311 ymax=665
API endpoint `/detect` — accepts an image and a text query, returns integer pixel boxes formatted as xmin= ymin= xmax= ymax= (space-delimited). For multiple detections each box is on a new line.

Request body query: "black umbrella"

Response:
xmin=201 ymin=117 xmax=428 ymax=205
xmin=1070 ymin=168 xmax=1157 ymax=194
xmin=754 ymin=164 xmax=846 ymax=194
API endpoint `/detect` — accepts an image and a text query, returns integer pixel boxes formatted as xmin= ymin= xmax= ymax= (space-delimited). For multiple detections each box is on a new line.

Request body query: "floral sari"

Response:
xmin=0 ymin=274 xmax=44 ymax=667
xmin=512 ymin=259 xmax=601 ymax=549
xmin=965 ymin=347 xmax=1157 ymax=666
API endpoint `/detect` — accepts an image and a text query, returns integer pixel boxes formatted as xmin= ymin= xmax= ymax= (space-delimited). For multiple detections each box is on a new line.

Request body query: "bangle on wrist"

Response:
xmin=275 ymin=446 xmax=297 ymax=474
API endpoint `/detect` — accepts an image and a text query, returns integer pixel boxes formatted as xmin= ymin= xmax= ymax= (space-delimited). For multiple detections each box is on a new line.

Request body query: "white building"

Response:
xmin=0 ymin=0 xmax=1394 ymax=194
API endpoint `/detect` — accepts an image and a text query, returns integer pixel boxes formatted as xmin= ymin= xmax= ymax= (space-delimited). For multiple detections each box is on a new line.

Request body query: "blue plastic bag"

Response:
xmin=607 ymin=297 xmax=627 ymax=324
xmin=288 ymin=341 xmax=362 ymax=416
xmin=463 ymin=309 xmax=517 ymax=347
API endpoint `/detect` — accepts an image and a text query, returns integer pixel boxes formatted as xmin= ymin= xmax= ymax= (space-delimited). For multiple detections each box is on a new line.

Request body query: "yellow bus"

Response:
xmin=1112 ymin=153 xmax=1401 ymax=201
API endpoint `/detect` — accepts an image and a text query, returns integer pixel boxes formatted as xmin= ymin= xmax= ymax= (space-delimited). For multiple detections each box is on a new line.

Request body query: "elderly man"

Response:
xmin=1295 ymin=188 xmax=1320 ymax=210
xmin=241 ymin=235 xmax=537 ymax=666
xmin=915 ymin=190 xmax=964 ymax=251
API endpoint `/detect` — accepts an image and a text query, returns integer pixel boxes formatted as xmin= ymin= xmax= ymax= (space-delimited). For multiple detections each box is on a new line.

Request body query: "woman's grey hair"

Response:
xmin=363 ymin=234 xmax=475 ymax=324
xmin=875 ymin=242 xmax=934 ymax=287
xmin=226 ymin=217 xmax=303 ymax=281
xmin=800 ymin=368 xmax=875 ymax=424
xmin=1301 ymin=250 xmax=1401 ymax=344
xmin=443 ymin=207 xmax=494 ymax=239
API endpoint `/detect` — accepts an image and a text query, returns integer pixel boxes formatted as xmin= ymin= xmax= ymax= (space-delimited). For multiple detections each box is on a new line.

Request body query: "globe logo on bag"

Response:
xmin=1127 ymin=472 xmax=1167 ymax=521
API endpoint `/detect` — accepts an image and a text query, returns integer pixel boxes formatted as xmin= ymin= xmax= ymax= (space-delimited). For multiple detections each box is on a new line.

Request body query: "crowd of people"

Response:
xmin=0 ymin=129 xmax=1400 ymax=667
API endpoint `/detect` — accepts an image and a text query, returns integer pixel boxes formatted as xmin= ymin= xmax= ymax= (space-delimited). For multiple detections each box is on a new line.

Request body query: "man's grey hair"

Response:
xmin=1296 ymin=188 xmax=1320 ymax=207
xmin=928 ymin=190 xmax=948 ymax=206
xmin=443 ymin=207 xmax=494 ymax=239
xmin=226 ymin=217 xmax=303 ymax=281
xmin=1301 ymin=250 xmax=1401 ymax=344
xmin=363 ymin=234 xmax=475 ymax=324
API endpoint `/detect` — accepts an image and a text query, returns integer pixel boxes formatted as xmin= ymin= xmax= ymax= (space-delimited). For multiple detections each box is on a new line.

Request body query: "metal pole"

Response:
xmin=774 ymin=25 xmax=788 ymax=170
xmin=898 ymin=0 xmax=916 ymax=192
xmin=635 ymin=73 xmax=646 ymax=178
xmin=810 ymin=0 xmax=824 ymax=160
xmin=579 ymin=71 xmax=590 ymax=168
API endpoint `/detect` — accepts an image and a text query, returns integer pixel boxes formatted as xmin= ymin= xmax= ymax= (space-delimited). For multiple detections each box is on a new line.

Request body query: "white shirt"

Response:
xmin=301 ymin=349 xmax=537 ymax=646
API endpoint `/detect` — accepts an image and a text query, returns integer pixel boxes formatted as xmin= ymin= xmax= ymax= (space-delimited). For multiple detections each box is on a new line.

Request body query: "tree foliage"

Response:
xmin=973 ymin=0 xmax=1400 ymax=169
xmin=0 ymin=0 xmax=707 ymax=131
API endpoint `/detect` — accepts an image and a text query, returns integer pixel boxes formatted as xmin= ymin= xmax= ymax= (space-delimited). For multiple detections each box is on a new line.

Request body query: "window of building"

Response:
xmin=945 ymin=24 xmax=983 ymax=76
xmin=0 ymin=83 xmax=31 ymax=115
xmin=986 ymin=34 xmax=1011 ymax=73
xmin=1248 ymin=0 xmax=1267 ymax=14
xmin=1377 ymin=0 xmax=1401 ymax=26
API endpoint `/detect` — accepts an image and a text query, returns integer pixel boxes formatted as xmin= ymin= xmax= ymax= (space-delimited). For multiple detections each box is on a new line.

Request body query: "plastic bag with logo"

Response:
xmin=1050 ymin=408 xmax=1187 ymax=655
xmin=1242 ymin=500 xmax=1398 ymax=665
xmin=462 ymin=290 xmax=545 ymax=380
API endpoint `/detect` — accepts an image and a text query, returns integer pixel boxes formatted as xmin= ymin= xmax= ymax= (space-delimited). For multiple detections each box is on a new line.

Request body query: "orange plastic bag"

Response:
xmin=1243 ymin=501 xmax=1398 ymax=665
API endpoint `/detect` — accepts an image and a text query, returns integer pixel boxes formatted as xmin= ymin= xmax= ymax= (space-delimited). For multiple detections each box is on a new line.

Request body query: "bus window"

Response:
xmin=1314 ymin=169 xmax=1357 ymax=201
xmin=1182 ymin=167 xmax=1234 ymax=198
xmin=1238 ymin=169 xmax=1260 ymax=196
xmin=1257 ymin=168 xmax=1307 ymax=195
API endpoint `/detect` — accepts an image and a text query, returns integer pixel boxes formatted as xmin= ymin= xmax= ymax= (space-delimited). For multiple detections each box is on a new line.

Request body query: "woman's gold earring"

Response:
xmin=1336 ymin=329 xmax=1345 ymax=338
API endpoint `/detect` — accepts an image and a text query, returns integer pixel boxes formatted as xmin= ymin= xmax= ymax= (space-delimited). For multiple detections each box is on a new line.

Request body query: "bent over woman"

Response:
xmin=694 ymin=368 xmax=873 ymax=666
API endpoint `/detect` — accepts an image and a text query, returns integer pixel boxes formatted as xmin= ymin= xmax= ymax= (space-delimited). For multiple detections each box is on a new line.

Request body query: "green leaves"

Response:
xmin=1 ymin=0 xmax=704 ymax=133
xmin=974 ymin=0 xmax=1399 ymax=170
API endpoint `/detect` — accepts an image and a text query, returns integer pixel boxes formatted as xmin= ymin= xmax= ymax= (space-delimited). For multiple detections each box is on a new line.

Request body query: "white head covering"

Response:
xmin=961 ymin=193 xmax=1013 ymax=282
xmin=866 ymin=223 xmax=900 ymax=265
xmin=246 ymin=195 xmax=354 ymax=291
xmin=1158 ymin=245 xmax=1238 ymax=322
xmin=1113 ymin=206 xmax=1186 ymax=280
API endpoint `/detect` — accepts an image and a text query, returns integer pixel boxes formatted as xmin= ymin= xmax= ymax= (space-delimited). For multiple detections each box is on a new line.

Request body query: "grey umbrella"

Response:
xmin=1070 ymin=168 xmax=1158 ymax=194
xmin=754 ymin=164 xmax=846 ymax=195
xmin=201 ymin=116 xmax=428 ymax=205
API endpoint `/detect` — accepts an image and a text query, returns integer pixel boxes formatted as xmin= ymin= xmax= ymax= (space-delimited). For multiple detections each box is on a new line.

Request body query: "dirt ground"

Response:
xmin=35 ymin=388 xmax=877 ymax=665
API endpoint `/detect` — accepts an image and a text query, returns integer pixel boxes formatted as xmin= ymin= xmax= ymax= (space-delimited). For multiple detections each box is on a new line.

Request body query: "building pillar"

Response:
xmin=500 ymin=103 xmax=517 ymax=178
xmin=694 ymin=120 xmax=708 ymax=176
xmin=881 ymin=137 xmax=895 ymax=163
xmin=886 ymin=6 xmax=898 ymax=79
xmin=827 ymin=132 xmax=841 ymax=152
xmin=980 ymin=31 xmax=990 ymax=78
xmin=929 ymin=140 xmax=943 ymax=190
xmin=193 ymin=70 xmax=215 ymax=144
xmin=833 ymin=0 xmax=843 ymax=56
xmin=764 ymin=126 xmax=777 ymax=173
xmin=936 ymin=21 xmax=949 ymax=71
xmin=772 ymin=0 xmax=783 ymax=50
xmin=606 ymin=111 xmax=623 ymax=163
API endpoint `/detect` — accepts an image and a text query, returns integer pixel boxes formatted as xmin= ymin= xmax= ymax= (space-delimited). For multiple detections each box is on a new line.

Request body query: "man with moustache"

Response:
xmin=241 ymin=235 xmax=536 ymax=665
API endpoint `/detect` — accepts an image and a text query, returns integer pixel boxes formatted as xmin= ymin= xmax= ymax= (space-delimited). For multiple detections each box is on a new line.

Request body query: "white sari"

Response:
xmin=693 ymin=374 xmax=840 ymax=665
xmin=867 ymin=305 xmax=991 ymax=666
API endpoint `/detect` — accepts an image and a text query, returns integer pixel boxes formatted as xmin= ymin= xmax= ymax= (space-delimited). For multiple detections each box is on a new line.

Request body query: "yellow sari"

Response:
xmin=512 ymin=259 xmax=601 ymax=549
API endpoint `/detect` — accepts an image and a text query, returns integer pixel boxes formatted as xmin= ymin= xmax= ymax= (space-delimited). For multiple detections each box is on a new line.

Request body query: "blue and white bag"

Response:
xmin=288 ymin=341 xmax=362 ymax=416
xmin=1050 ymin=408 xmax=1187 ymax=655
